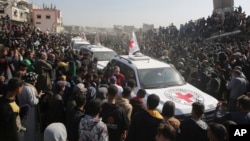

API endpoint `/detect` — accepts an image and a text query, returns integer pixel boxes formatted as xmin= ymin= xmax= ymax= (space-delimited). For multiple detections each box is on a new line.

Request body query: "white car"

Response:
xmin=70 ymin=36 xmax=90 ymax=51
xmin=104 ymin=53 xmax=218 ymax=122
xmin=80 ymin=45 xmax=117 ymax=70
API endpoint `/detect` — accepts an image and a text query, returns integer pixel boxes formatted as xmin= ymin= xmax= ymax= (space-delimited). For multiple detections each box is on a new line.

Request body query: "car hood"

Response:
xmin=97 ymin=61 xmax=109 ymax=70
xmin=145 ymin=83 xmax=218 ymax=115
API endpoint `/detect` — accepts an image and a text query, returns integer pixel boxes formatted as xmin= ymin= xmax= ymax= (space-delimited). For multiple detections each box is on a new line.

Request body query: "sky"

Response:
xmin=31 ymin=0 xmax=250 ymax=28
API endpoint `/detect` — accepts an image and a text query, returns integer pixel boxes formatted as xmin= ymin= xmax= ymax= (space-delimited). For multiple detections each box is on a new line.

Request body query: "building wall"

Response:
xmin=124 ymin=25 xmax=134 ymax=34
xmin=213 ymin=0 xmax=234 ymax=9
xmin=33 ymin=9 xmax=62 ymax=32
xmin=142 ymin=23 xmax=154 ymax=32
xmin=213 ymin=0 xmax=234 ymax=15
xmin=1 ymin=0 xmax=29 ymax=23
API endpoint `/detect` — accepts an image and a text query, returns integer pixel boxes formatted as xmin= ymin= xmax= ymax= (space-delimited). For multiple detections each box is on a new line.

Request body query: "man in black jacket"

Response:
xmin=128 ymin=94 xmax=164 ymax=141
xmin=65 ymin=92 xmax=86 ymax=141
xmin=101 ymin=85 xmax=129 ymax=141
xmin=0 ymin=77 xmax=24 ymax=141
xmin=177 ymin=102 xmax=208 ymax=141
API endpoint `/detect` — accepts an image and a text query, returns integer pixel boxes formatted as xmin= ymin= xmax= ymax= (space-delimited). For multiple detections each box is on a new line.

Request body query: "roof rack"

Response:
xmin=128 ymin=52 xmax=150 ymax=61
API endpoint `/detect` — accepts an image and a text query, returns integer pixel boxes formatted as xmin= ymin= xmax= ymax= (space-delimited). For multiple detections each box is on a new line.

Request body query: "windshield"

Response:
xmin=73 ymin=43 xmax=89 ymax=49
xmin=138 ymin=67 xmax=185 ymax=89
xmin=93 ymin=51 xmax=116 ymax=61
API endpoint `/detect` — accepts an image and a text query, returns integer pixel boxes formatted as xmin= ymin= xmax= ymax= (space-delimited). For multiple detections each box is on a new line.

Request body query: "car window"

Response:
xmin=119 ymin=63 xmax=136 ymax=81
xmin=103 ymin=59 xmax=119 ymax=79
xmin=103 ymin=59 xmax=136 ymax=84
xmin=74 ymin=44 xmax=89 ymax=49
xmin=93 ymin=51 xmax=116 ymax=61
xmin=138 ymin=67 xmax=185 ymax=89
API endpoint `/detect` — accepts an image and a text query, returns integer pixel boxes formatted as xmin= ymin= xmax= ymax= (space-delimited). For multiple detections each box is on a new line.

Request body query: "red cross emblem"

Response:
xmin=175 ymin=92 xmax=193 ymax=103
xmin=129 ymin=40 xmax=134 ymax=48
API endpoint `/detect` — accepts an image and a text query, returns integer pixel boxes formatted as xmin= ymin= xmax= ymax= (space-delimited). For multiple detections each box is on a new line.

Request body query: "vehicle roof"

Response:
xmin=71 ymin=36 xmax=90 ymax=44
xmin=81 ymin=45 xmax=115 ymax=52
xmin=73 ymin=40 xmax=90 ymax=44
xmin=115 ymin=54 xmax=171 ymax=69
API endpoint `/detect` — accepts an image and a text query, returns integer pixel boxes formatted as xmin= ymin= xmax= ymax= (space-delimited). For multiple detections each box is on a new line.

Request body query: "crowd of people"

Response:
xmin=0 ymin=6 xmax=250 ymax=141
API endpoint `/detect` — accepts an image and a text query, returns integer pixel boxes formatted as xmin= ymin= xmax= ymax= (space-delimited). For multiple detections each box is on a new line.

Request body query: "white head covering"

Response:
xmin=44 ymin=122 xmax=67 ymax=141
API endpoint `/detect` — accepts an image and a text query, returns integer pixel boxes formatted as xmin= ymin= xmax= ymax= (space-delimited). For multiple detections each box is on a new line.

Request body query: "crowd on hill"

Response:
xmin=0 ymin=6 xmax=250 ymax=141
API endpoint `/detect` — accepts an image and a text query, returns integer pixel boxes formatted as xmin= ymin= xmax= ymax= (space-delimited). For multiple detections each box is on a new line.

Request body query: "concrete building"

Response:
xmin=32 ymin=5 xmax=63 ymax=33
xmin=142 ymin=23 xmax=154 ymax=32
xmin=124 ymin=25 xmax=135 ymax=34
xmin=213 ymin=0 xmax=234 ymax=15
xmin=0 ymin=0 xmax=29 ymax=23
xmin=113 ymin=25 xmax=123 ymax=34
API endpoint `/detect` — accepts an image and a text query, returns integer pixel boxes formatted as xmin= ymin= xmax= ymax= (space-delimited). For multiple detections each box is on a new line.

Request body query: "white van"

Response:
xmin=80 ymin=45 xmax=117 ymax=70
xmin=103 ymin=53 xmax=218 ymax=122
xmin=70 ymin=36 xmax=90 ymax=51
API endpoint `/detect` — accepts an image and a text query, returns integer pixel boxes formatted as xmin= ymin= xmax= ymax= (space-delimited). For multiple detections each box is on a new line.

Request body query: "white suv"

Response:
xmin=70 ymin=36 xmax=90 ymax=51
xmin=104 ymin=53 xmax=218 ymax=122
xmin=80 ymin=45 xmax=117 ymax=70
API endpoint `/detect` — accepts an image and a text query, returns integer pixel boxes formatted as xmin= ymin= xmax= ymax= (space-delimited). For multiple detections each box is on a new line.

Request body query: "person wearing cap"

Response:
xmin=18 ymin=72 xmax=42 ymax=141
xmin=109 ymin=75 xmax=123 ymax=97
xmin=227 ymin=69 xmax=248 ymax=112
xmin=73 ymin=83 xmax=87 ymax=95
xmin=64 ymin=83 xmax=87 ymax=111
xmin=96 ymin=83 xmax=109 ymax=101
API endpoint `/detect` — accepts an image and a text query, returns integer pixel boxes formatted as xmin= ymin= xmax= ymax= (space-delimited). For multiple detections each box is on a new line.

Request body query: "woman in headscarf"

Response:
xmin=17 ymin=72 xmax=43 ymax=141
xmin=44 ymin=122 xmax=67 ymax=141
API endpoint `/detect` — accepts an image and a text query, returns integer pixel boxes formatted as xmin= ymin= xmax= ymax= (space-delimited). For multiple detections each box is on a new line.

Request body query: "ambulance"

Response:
xmin=104 ymin=52 xmax=218 ymax=122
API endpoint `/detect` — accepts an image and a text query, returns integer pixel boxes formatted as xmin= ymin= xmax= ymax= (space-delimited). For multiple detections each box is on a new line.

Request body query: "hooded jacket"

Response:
xmin=78 ymin=115 xmax=108 ymax=141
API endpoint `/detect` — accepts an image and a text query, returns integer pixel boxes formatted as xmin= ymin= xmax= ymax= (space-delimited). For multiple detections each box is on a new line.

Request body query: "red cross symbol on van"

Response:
xmin=175 ymin=92 xmax=193 ymax=103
